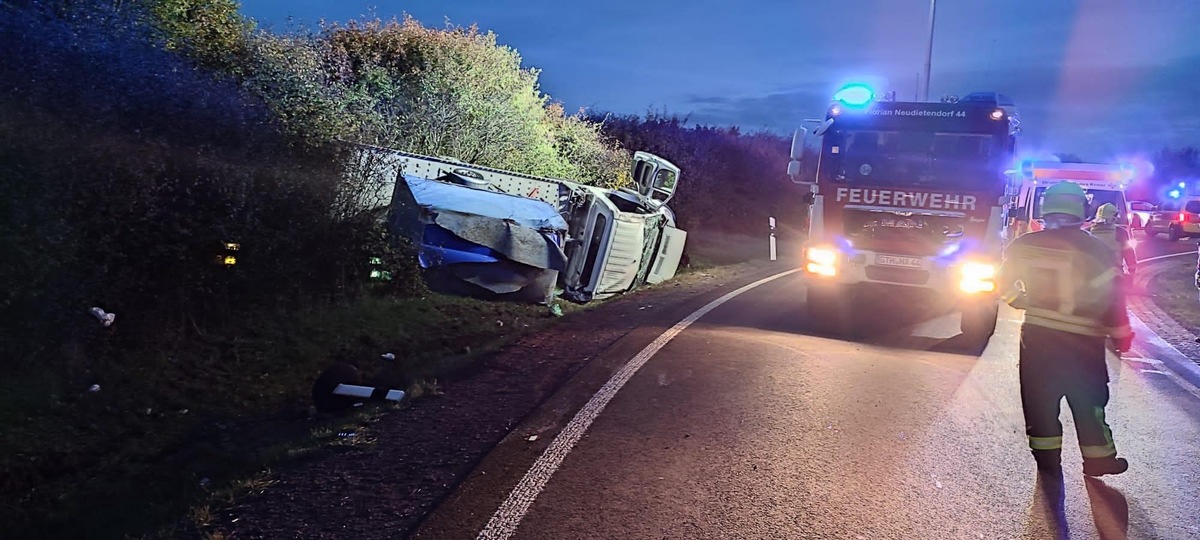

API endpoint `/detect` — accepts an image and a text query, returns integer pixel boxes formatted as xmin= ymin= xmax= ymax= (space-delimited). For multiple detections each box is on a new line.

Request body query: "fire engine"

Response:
xmin=786 ymin=84 xmax=1021 ymax=346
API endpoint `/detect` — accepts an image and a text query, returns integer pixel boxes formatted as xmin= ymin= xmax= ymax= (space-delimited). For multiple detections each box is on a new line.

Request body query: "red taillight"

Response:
xmin=1181 ymin=212 xmax=1189 ymax=223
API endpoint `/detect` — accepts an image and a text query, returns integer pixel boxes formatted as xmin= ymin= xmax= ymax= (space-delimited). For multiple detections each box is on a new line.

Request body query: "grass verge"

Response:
xmin=2 ymin=228 xmax=755 ymax=539
xmin=0 ymin=291 xmax=582 ymax=538
xmin=1147 ymin=260 xmax=1200 ymax=334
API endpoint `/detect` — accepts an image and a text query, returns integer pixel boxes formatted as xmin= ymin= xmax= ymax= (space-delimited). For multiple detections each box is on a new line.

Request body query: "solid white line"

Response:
xmin=475 ymin=269 xmax=801 ymax=540
xmin=1137 ymin=250 xmax=1193 ymax=264
xmin=1128 ymin=312 xmax=1200 ymax=400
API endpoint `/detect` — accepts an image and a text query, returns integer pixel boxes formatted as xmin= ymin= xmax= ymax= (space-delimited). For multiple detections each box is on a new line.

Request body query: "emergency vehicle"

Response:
xmin=1008 ymin=161 xmax=1134 ymax=240
xmin=786 ymin=85 xmax=1020 ymax=346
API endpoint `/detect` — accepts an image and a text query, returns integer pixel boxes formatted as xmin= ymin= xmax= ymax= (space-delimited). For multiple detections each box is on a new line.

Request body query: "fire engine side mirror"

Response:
xmin=787 ymin=127 xmax=809 ymax=184
xmin=789 ymin=127 xmax=807 ymax=161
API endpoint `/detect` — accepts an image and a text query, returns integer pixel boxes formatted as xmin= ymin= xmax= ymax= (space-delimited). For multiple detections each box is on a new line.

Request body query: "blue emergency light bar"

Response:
xmin=832 ymin=84 xmax=874 ymax=108
xmin=959 ymin=92 xmax=1016 ymax=107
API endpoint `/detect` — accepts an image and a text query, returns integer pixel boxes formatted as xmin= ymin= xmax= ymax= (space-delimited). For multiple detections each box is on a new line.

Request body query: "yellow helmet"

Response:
xmin=1041 ymin=182 xmax=1088 ymax=220
xmin=1095 ymin=202 xmax=1119 ymax=221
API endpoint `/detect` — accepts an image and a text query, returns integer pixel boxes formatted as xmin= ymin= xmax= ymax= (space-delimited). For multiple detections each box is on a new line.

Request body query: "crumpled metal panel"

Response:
xmin=388 ymin=173 xmax=568 ymax=303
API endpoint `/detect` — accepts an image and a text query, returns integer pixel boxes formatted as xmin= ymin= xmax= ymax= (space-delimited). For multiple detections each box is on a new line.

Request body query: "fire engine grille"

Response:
xmin=844 ymin=210 xmax=966 ymax=255
xmin=865 ymin=265 xmax=930 ymax=285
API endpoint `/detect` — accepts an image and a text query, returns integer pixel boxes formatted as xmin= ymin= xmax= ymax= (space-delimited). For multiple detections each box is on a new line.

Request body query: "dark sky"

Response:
xmin=240 ymin=0 xmax=1200 ymax=161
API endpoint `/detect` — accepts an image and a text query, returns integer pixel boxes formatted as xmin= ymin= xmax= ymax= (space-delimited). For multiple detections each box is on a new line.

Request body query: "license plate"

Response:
xmin=876 ymin=254 xmax=923 ymax=268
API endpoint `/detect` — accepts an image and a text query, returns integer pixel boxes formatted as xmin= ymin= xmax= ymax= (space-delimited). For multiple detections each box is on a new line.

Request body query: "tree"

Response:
xmin=1150 ymin=146 xmax=1200 ymax=199
xmin=145 ymin=0 xmax=254 ymax=74
xmin=593 ymin=112 xmax=795 ymax=235
xmin=322 ymin=16 xmax=625 ymax=184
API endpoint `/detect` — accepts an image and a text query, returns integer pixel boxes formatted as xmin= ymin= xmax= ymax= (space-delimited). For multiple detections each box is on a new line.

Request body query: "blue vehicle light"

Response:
xmin=833 ymin=84 xmax=874 ymax=108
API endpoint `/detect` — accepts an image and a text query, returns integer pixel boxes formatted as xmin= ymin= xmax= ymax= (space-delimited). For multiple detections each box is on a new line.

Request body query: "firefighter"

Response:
xmin=1089 ymin=202 xmax=1138 ymax=277
xmin=1090 ymin=202 xmax=1138 ymax=354
xmin=999 ymin=181 xmax=1131 ymax=477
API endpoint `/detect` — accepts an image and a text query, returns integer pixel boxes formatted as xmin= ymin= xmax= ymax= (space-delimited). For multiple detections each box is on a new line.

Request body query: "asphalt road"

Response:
xmin=1131 ymin=230 xmax=1198 ymax=261
xmin=418 ymin=258 xmax=1200 ymax=539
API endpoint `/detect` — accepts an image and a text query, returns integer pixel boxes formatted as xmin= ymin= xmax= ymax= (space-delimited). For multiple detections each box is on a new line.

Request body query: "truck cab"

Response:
xmin=561 ymin=152 xmax=687 ymax=302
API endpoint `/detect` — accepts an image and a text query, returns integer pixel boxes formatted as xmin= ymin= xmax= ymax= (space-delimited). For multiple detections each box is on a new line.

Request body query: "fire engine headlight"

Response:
xmin=959 ymin=262 xmax=997 ymax=294
xmin=806 ymin=246 xmax=838 ymax=277
xmin=990 ymin=108 xmax=1005 ymax=120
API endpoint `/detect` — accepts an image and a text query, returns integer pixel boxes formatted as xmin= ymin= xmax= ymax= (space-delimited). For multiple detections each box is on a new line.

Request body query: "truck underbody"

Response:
xmin=344 ymin=143 xmax=688 ymax=305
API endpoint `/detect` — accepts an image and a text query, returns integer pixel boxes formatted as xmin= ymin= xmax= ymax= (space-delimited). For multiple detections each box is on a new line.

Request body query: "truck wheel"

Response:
xmin=960 ymin=301 xmax=998 ymax=354
xmin=805 ymin=284 xmax=850 ymax=337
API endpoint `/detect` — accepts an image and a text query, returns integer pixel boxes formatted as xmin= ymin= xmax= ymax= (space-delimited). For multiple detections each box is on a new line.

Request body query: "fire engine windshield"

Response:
xmin=830 ymin=130 xmax=998 ymax=189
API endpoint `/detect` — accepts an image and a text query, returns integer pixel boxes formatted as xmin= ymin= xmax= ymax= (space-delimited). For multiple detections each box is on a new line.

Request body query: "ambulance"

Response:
xmin=1007 ymin=161 xmax=1134 ymax=239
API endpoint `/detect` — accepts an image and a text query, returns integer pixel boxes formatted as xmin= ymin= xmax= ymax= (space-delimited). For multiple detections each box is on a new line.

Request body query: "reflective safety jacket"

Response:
xmin=999 ymin=228 xmax=1131 ymax=338
xmin=1090 ymin=222 xmax=1138 ymax=274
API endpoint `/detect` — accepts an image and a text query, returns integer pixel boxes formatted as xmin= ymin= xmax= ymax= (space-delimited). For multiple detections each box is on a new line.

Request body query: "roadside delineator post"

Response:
xmin=769 ymin=216 xmax=777 ymax=262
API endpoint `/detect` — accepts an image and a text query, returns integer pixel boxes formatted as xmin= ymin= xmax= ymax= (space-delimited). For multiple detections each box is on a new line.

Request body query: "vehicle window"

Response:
xmin=1131 ymin=201 xmax=1154 ymax=211
xmin=1185 ymin=201 xmax=1200 ymax=214
xmin=1031 ymin=187 xmax=1125 ymax=221
xmin=834 ymin=130 xmax=998 ymax=189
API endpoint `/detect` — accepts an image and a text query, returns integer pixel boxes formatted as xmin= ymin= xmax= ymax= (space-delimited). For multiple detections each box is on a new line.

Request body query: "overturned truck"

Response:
xmin=347 ymin=144 xmax=688 ymax=304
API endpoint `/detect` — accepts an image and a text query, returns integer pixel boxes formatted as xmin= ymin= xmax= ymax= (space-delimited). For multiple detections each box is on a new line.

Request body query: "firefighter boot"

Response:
xmin=1083 ymin=456 xmax=1129 ymax=477
xmin=1032 ymin=449 xmax=1062 ymax=473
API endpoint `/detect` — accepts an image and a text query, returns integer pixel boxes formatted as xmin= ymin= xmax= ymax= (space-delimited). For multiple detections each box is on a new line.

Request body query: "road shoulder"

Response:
xmin=207 ymin=261 xmax=791 ymax=539
xmin=1129 ymin=257 xmax=1200 ymax=390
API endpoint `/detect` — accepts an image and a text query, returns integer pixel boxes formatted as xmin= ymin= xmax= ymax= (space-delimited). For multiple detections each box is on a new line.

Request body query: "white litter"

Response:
xmin=88 ymin=307 xmax=115 ymax=327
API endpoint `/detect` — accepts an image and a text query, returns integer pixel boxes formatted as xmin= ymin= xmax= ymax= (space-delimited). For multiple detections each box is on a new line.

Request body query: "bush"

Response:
xmin=0 ymin=1 xmax=419 ymax=368
xmin=319 ymin=16 xmax=628 ymax=184
xmin=593 ymin=112 xmax=803 ymax=235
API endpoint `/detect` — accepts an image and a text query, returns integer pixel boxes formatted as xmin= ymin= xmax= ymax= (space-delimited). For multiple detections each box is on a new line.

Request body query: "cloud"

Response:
xmin=677 ymin=56 xmax=1200 ymax=158
xmin=685 ymin=95 xmax=732 ymax=105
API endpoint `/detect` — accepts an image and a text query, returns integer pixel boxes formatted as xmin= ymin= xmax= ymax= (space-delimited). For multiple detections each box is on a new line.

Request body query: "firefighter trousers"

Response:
xmin=1019 ymin=324 xmax=1119 ymax=460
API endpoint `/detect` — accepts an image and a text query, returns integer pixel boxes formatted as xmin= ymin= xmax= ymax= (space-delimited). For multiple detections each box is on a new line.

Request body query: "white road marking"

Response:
xmin=1124 ymin=251 xmax=1200 ymax=399
xmin=1137 ymin=250 xmax=1194 ymax=264
xmin=476 ymin=269 xmax=801 ymax=540
xmin=1128 ymin=310 xmax=1200 ymax=399
xmin=475 ymin=250 xmax=1197 ymax=538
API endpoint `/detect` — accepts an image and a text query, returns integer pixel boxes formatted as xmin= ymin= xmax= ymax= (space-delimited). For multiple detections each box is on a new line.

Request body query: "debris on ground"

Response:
xmin=88 ymin=307 xmax=116 ymax=327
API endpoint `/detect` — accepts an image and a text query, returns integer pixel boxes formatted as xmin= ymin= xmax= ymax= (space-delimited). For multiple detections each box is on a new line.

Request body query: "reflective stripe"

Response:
xmin=1023 ymin=308 xmax=1109 ymax=336
xmin=1028 ymin=436 xmax=1064 ymax=451
xmin=1090 ymin=406 xmax=1118 ymax=459
xmin=1109 ymin=323 xmax=1133 ymax=339
xmin=1089 ymin=266 xmax=1120 ymax=289
xmin=1081 ymin=443 xmax=1117 ymax=459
